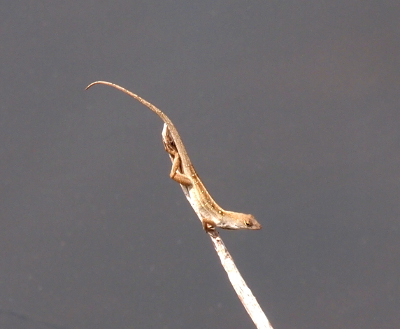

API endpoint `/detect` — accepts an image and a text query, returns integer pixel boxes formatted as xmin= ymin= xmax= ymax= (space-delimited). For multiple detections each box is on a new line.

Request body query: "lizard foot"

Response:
xmin=202 ymin=218 xmax=216 ymax=232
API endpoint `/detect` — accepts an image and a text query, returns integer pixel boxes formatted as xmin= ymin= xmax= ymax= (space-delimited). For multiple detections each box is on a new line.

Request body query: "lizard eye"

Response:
xmin=244 ymin=220 xmax=251 ymax=227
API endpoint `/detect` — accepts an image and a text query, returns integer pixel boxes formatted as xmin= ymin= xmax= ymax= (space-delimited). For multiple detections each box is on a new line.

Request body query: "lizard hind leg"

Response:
xmin=162 ymin=125 xmax=192 ymax=187
xmin=166 ymin=145 xmax=192 ymax=186
xmin=170 ymin=169 xmax=192 ymax=186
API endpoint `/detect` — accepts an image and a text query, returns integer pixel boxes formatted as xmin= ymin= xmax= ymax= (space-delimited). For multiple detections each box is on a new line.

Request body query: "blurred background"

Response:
xmin=1 ymin=1 xmax=399 ymax=328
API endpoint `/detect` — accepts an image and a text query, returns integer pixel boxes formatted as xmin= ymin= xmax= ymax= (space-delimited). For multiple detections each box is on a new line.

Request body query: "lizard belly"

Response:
xmin=185 ymin=183 xmax=222 ymax=226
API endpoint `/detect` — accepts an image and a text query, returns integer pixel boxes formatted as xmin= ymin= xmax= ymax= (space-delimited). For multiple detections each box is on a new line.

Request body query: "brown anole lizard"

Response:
xmin=86 ymin=81 xmax=262 ymax=232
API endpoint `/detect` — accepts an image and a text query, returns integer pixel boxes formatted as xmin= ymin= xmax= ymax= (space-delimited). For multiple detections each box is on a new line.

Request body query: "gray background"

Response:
xmin=1 ymin=1 xmax=399 ymax=329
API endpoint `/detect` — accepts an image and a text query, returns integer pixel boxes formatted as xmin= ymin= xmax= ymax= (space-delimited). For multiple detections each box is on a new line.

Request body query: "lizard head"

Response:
xmin=241 ymin=213 xmax=262 ymax=230
xmin=222 ymin=211 xmax=262 ymax=230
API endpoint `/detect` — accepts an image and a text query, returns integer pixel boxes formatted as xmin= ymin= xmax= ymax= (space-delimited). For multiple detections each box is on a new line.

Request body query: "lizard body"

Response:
xmin=86 ymin=81 xmax=261 ymax=231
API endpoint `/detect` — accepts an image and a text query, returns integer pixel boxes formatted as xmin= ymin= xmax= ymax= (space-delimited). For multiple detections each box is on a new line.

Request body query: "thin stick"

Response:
xmin=86 ymin=81 xmax=273 ymax=328
xmin=162 ymin=125 xmax=273 ymax=329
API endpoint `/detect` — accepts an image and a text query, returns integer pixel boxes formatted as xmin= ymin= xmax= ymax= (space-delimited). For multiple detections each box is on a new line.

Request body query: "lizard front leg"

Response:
xmin=202 ymin=218 xmax=216 ymax=232
xmin=162 ymin=126 xmax=192 ymax=187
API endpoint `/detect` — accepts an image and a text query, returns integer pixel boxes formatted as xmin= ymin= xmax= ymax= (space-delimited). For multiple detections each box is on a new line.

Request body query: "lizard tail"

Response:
xmin=85 ymin=81 xmax=173 ymax=127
